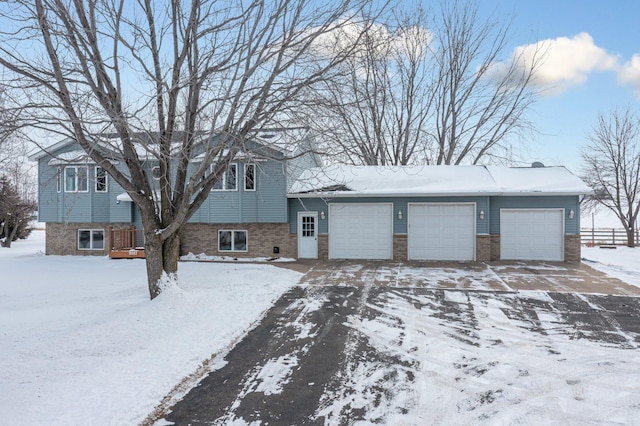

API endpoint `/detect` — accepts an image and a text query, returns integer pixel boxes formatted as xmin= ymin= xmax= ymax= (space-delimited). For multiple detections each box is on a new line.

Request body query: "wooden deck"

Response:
xmin=109 ymin=227 xmax=145 ymax=259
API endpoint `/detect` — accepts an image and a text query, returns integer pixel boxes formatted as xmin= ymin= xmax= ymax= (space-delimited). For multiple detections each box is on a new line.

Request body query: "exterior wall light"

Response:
xmin=320 ymin=211 xmax=325 ymax=220
xmin=479 ymin=210 xmax=485 ymax=220
xmin=569 ymin=209 xmax=574 ymax=219
xmin=397 ymin=210 xmax=403 ymax=220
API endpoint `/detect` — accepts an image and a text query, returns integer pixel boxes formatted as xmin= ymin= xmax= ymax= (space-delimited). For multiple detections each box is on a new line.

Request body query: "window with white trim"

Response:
xmin=65 ymin=166 xmax=88 ymax=192
xmin=213 ymin=163 xmax=237 ymax=191
xmin=244 ymin=163 xmax=255 ymax=191
xmin=218 ymin=230 xmax=247 ymax=252
xmin=78 ymin=229 xmax=105 ymax=250
xmin=95 ymin=166 xmax=108 ymax=192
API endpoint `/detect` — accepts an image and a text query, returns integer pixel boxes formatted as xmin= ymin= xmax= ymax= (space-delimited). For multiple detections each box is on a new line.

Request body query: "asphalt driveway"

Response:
xmin=157 ymin=262 xmax=640 ymax=425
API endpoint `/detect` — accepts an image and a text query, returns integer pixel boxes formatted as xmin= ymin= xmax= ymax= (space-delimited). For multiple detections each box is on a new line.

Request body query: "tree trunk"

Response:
xmin=3 ymin=220 xmax=17 ymax=248
xmin=626 ymin=227 xmax=635 ymax=248
xmin=144 ymin=231 xmax=181 ymax=300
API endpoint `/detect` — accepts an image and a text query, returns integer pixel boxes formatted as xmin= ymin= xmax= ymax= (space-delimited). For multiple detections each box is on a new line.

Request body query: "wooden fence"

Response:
xmin=580 ymin=228 xmax=639 ymax=246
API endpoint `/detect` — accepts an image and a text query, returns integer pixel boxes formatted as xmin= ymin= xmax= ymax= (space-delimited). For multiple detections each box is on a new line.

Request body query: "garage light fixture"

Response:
xmin=569 ymin=209 xmax=574 ymax=219
xmin=479 ymin=210 xmax=485 ymax=220
xmin=397 ymin=210 xmax=403 ymax=220
xmin=320 ymin=211 xmax=325 ymax=220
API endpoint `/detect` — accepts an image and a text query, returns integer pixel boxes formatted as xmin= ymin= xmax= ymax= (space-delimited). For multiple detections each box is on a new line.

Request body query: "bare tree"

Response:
xmin=0 ymin=0 xmax=377 ymax=298
xmin=303 ymin=9 xmax=433 ymax=165
xmin=428 ymin=0 xmax=542 ymax=165
xmin=582 ymin=107 xmax=640 ymax=247
xmin=308 ymin=1 xmax=543 ymax=166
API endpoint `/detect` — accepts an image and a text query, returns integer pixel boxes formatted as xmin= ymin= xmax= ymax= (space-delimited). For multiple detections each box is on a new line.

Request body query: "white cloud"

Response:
xmin=310 ymin=19 xmax=431 ymax=63
xmin=618 ymin=54 xmax=640 ymax=97
xmin=492 ymin=33 xmax=619 ymax=95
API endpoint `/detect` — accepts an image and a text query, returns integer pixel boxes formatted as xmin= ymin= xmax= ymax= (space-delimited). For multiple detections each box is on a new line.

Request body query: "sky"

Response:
xmin=1 ymin=0 xmax=639 ymax=175
xmin=474 ymin=0 xmax=640 ymax=173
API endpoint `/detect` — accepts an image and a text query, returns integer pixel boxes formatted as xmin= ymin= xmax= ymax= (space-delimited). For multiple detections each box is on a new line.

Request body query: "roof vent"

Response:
xmin=260 ymin=133 xmax=276 ymax=139
xmin=531 ymin=161 xmax=545 ymax=168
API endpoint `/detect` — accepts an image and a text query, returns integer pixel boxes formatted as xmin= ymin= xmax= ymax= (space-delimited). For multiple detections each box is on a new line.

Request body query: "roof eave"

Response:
xmin=27 ymin=138 xmax=76 ymax=161
xmin=288 ymin=191 xmax=503 ymax=198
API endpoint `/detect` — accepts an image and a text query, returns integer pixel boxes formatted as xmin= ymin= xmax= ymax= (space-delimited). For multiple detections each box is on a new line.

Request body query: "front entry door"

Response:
xmin=298 ymin=212 xmax=318 ymax=259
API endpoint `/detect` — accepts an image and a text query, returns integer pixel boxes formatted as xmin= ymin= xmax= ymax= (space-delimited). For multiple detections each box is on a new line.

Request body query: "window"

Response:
xmin=218 ymin=230 xmax=247 ymax=252
xmin=95 ymin=166 xmax=108 ymax=192
xmin=65 ymin=166 xmax=88 ymax=192
xmin=78 ymin=229 xmax=105 ymax=250
xmin=213 ymin=163 xmax=238 ymax=191
xmin=244 ymin=163 xmax=255 ymax=191
xmin=56 ymin=167 xmax=61 ymax=193
xmin=151 ymin=166 xmax=161 ymax=180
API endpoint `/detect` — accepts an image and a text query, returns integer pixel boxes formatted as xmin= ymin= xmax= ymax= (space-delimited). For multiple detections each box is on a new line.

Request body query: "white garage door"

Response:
xmin=329 ymin=203 xmax=393 ymax=259
xmin=408 ymin=203 xmax=475 ymax=261
xmin=500 ymin=209 xmax=564 ymax=261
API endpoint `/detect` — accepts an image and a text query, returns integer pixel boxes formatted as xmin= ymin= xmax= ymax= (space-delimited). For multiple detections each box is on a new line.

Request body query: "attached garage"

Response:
xmin=408 ymin=203 xmax=476 ymax=261
xmin=329 ymin=203 xmax=393 ymax=259
xmin=500 ymin=209 xmax=564 ymax=261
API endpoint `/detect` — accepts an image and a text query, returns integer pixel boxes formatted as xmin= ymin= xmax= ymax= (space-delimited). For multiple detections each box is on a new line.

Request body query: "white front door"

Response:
xmin=298 ymin=212 xmax=318 ymax=259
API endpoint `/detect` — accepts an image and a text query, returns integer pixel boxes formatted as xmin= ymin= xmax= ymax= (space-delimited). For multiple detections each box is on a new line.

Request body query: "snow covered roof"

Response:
xmin=288 ymin=165 xmax=592 ymax=198
xmin=47 ymin=150 xmax=95 ymax=165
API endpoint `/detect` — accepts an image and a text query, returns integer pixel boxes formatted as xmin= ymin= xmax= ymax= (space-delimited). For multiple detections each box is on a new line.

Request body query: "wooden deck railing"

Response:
xmin=109 ymin=226 xmax=145 ymax=258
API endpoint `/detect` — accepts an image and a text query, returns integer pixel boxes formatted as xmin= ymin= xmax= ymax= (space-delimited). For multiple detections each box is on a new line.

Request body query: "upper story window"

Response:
xmin=95 ymin=166 xmax=108 ymax=192
xmin=244 ymin=163 xmax=255 ymax=191
xmin=213 ymin=163 xmax=237 ymax=191
xmin=65 ymin=166 xmax=88 ymax=192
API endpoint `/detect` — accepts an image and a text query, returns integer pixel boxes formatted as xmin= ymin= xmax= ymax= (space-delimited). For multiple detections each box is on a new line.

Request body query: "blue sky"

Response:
xmin=475 ymin=0 xmax=640 ymax=172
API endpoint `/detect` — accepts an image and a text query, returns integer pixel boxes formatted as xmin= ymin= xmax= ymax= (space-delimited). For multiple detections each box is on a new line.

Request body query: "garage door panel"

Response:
xmin=408 ymin=203 xmax=475 ymax=261
xmin=500 ymin=209 xmax=563 ymax=261
xmin=329 ymin=203 xmax=392 ymax=259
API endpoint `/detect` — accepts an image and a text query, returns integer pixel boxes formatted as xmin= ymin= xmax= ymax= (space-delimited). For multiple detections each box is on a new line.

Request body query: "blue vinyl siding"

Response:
xmin=489 ymin=196 xmax=580 ymax=234
xmin=288 ymin=196 xmax=490 ymax=234
xmin=191 ymin=160 xmax=288 ymax=224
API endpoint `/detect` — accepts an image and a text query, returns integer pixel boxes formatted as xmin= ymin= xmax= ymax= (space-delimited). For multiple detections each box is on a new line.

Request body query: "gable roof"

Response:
xmin=288 ymin=165 xmax=592 ymax=198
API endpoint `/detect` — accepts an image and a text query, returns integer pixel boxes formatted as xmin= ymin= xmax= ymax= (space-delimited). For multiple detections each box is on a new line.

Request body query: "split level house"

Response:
xmin=30 ymin=129 xmax=592 ymax=262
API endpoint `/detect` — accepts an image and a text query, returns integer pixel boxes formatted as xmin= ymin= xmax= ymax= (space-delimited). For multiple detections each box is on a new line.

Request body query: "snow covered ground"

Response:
xmin=0 ymin=230 xmax=302 ymax=425
xmin=2 ymin=230 xmax=640 ymax=425
xmin=582 ymin=245 xmax=640 ymax=288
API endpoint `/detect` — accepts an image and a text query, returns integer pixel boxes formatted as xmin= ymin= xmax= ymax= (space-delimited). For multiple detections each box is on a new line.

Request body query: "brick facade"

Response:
xmin=180 ymin=223 xmax=297 ymax=259
xmin=46 ymin=222 xmax=582 ymax=262
xmin=490 ymin=235 xmax=501 ymax=261
xmin=564 ymin=234 xmax=581 ymax=262
xmin=476 ymin=235 xmax=491 ymax=261
xmin=46 ymin=222 xmax=132 ymax=256
xmin=318 ymin=235 xmax=329 ymax=260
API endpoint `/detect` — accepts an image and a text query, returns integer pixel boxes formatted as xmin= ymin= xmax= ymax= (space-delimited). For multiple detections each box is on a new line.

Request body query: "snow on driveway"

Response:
xmin=165 ymin=284 xmax=640 ymax=425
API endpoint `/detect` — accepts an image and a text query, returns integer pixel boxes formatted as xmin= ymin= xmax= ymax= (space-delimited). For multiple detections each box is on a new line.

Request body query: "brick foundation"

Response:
xmin=45 ymin=222 xmax=131 ymax=256
xmin=180 ymin=223 xmax=297 ymax=259
xmin=393 ymin=235 xmax=407 ymax=261
xmin=476 ymin=235 xmax=491 ymax=261
xmin=317 ymin=235 xmax=329 ymax=260
xmin=490 ymin=235 xmax=501 ymax=260
xmin=564 ymin=234 xmax=581 ymax=262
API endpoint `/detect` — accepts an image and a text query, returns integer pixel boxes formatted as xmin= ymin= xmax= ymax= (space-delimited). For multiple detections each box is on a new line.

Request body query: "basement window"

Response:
xmin=78 ymin=229 xmax=105 ymax=250
xmin=218 ymin=230 xmax=247 ymax=252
